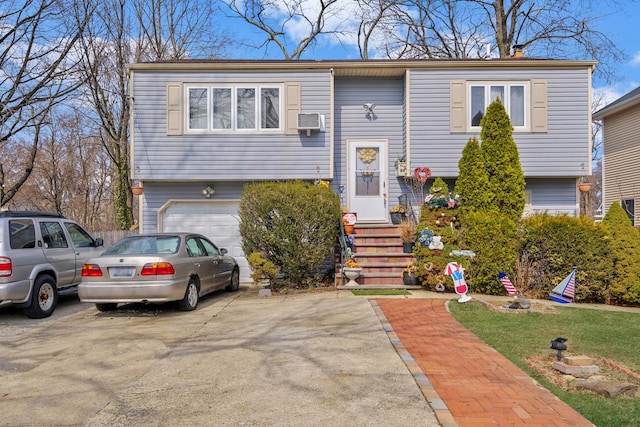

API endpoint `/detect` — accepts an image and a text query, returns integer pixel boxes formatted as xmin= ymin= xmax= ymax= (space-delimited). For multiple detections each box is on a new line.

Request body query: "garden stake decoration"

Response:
xmin=445 ymin=262 xmax=471 ymax=303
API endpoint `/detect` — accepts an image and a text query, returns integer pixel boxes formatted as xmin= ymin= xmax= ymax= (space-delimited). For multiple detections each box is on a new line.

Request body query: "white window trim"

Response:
xmin=185 ymin=84 xmax=283 ymax=134
xmin=468 ymin=81 xmax=529 ymax=132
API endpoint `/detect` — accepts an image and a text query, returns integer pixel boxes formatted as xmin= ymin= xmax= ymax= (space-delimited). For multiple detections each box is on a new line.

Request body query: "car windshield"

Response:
xmin=104 ymin=236 xmax=180 ymax=255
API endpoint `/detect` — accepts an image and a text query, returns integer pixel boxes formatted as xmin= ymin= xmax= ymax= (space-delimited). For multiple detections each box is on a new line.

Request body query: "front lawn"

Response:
xmin=449 ymin=301 xmax=639 ymax=427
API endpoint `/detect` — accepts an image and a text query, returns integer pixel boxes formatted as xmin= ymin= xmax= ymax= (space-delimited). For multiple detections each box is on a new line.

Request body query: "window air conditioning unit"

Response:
xmin=297 ymin=113 xmax=321 ymax=136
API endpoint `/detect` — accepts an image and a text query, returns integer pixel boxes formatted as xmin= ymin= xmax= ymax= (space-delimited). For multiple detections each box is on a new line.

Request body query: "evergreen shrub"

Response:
xmin=238 ymin=180 xmax=341 ymax=288
xmin=601 ymin=202 xmax=640 ymax=304
xmin=459 ymin=210 xmax=518 ymax=294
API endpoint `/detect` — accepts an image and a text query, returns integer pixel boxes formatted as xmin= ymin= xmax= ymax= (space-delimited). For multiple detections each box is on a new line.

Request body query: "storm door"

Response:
xmin=347 ymin=140 xmax=387 ymax=222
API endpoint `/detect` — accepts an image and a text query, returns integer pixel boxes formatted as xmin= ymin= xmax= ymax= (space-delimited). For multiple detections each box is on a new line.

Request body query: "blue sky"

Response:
xmin=227 ymin=1 xmax=639 ymax=106
xmin=591 ymin=1 xmax=640 ymax=104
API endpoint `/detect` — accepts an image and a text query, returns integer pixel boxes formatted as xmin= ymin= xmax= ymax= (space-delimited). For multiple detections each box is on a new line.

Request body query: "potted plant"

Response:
xmin=343 ymin=257 xmax=362 ymax=286
xmin=398 ymin=220 xmax=416 ymax=253
xmin=402 ymin=261 xmax=420 ymax=286
xmin=342 ymin=217 xmax=355 ymax=235
xmin=390 ymin=205 xmax=406 ymax=224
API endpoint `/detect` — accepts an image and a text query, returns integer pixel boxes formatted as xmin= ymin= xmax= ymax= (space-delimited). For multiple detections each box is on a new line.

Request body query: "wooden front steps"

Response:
xmin=336 ymin=223 xmax=420 ymax=289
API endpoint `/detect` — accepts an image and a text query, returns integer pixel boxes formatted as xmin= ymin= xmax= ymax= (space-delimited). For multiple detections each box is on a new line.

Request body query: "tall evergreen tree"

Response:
xmin=455 ymin=137 xmax=493 ymax=215
xmin=480 ymin=99 xmax=526 ymax=223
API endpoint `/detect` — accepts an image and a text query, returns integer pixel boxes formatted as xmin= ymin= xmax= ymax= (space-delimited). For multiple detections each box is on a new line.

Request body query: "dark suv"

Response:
xmin=0 ymin=211 xmax=103 ymax=318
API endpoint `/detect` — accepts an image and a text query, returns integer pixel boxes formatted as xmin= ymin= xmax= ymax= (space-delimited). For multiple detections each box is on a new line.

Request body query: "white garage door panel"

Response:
xmin=161 ymin=202 xmax=250 ymax=283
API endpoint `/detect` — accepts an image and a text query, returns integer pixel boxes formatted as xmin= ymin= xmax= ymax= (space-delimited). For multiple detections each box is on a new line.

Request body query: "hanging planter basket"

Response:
xmin=578 ymin=182 xmax=592 ymax=193
xmin=131 ymin=186 xmax=144 ymax=196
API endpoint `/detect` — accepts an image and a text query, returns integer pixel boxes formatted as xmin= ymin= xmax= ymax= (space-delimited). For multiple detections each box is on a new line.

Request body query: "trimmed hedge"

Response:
xmin=518 ymin=214 xmax=613 ymax=303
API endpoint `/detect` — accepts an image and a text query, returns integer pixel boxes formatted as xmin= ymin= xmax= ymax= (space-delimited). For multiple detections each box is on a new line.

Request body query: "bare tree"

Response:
xmin=78 ymin=0 xmax=229 ymax=230
xmin=381 ymin=0 xmax=625 ymax=81
xmin=0 ymin=0 xmax=93 ymax=207
xmin=356 ymin=0 xmax=396 ymax=59
xmin=383 ymin=0 xmax=488 ymax=59
xmin=5 ymin=108 xmax=115 ymax=229
xmin=133 ymin=0 xmax=229 ymax=60
xmin=223 ymin=0 xmax=346 ymax=59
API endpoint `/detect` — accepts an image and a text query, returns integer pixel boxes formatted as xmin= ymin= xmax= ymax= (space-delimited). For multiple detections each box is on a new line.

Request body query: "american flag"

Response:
xmin=499 ymin=272 xmax=518 ymax=296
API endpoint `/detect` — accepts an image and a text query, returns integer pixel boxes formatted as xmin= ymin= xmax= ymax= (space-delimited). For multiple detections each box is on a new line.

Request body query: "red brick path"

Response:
xmin=374 ymin=298 xmax=594 ymax=426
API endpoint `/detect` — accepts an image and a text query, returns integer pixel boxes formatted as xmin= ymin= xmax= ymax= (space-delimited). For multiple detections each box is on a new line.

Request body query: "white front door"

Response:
xmin=347 ymin=140 xmax=387 ymax=222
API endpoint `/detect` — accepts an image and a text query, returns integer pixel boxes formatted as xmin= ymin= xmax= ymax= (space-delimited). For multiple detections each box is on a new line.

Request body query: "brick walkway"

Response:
xmin=373 ymin=298 xmax=594 ymax=426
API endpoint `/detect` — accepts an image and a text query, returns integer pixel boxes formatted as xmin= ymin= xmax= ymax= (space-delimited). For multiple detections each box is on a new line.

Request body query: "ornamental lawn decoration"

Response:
xmin=445 ymin=262 xmax=471 ymax=303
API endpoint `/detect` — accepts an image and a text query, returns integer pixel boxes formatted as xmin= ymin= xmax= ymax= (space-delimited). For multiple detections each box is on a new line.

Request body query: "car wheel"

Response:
xmin=225 ymin=268 xmax=240 ymax=292
xmin=178 ymin=278 xmax=199 ymax=311
xmin=23 ymin=274 xmax=58 ymax=319
xmin=95 ymin=303 xmax=118 ymax=312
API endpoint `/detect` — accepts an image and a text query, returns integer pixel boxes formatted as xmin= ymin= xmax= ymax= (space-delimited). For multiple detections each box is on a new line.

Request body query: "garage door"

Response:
xmin=160 ymin=201 xmax=250 ymax=283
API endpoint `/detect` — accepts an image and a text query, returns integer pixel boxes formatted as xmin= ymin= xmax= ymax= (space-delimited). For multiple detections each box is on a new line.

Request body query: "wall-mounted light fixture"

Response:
xmin=202 ymin=185 xmax=215 ymax=198
xmin=363 ymin=103 xmax=376 ymax=114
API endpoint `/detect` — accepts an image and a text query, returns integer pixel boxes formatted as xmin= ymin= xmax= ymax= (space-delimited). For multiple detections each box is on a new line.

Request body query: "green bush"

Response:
xmin=601 ymin=202 xmax=640 ymax=304
xmin=238 ymin=181 xmax=341 ymax=288
xmin=518 ymin=214 xmax=613 ymax=303
xmin=459 ymin=211 xmax=518 ymax=294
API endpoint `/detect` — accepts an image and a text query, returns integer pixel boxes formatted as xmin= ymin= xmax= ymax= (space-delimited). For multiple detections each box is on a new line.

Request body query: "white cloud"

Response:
xmin=631 ymin=51 xmax=640 ymax=66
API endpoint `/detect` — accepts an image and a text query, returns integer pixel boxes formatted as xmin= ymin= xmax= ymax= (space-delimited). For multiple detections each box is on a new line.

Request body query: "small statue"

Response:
xmin=429 ymin=235 xmax=444 ymax=250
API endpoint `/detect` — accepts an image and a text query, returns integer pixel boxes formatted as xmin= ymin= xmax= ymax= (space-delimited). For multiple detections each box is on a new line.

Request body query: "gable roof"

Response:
xmin=593 ymin=86 xmax=640 ymax=120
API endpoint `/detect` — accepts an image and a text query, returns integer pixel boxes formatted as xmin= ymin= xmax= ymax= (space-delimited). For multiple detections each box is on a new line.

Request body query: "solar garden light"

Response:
xmin=550 ymin=337 xmax=568 ymax=361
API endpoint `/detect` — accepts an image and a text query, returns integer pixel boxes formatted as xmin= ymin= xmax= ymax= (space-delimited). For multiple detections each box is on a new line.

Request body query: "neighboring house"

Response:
xmin=593 ymin=86 xmax=640 ymax=226
xmin=127 ymin=58 xmax=595 ymax=280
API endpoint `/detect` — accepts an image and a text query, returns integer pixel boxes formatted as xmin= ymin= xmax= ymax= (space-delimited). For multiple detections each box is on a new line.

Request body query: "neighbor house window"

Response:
xmin=469 ymin=82 xmax=527 ymax=129
xmin=621 ymin=198 xmax=635 ymax=226
xmin=186 ymin=84 xmax=281 ymax=132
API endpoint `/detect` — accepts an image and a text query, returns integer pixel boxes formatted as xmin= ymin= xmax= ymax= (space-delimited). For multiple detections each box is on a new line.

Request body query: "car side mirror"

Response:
xmin=220 ymin=248 xmax=228 ymax=255
xmin=94 ymin=238 xmax=104 ymax=247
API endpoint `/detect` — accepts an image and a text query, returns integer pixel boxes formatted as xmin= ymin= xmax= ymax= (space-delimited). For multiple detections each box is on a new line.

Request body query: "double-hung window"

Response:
xmin=469 ymin=82 xmax=527 ymax=129
xmin=187 ymin=84 xmax=282 ymax=132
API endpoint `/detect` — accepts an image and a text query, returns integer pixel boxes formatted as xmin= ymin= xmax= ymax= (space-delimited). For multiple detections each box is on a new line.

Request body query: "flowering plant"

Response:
xmin=390 ymin=205 xmax=405 ymax=213
xmin=425 ymin=193 xmax=459 ymax=209
xmin=345 ymin=258 xmax=360 ymax=268
xmin=404 ymin=261 xmax=419 ymax=275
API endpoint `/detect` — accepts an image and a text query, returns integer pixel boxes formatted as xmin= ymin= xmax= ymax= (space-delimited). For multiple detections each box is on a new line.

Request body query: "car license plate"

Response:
xmin=110 ymin=266 xmax=134 ymax=278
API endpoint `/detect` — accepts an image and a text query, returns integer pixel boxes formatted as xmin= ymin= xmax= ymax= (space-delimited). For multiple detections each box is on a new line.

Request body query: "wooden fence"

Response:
xmin=90 ymin=230 xmax=139 ymax=247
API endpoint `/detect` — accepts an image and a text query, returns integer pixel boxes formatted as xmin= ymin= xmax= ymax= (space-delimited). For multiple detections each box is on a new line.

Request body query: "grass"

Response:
xmin=448 ymin=301 xmax=639 ymax=427
xmin=351 ymin=289 xmax=411 ymax=296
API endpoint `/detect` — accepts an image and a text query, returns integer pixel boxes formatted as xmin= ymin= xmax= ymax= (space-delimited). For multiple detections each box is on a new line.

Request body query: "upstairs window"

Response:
xmin=469 ymin=82 xmax=527 ymax=129
xmin=186 ymin=84 xmax=281 ymax=133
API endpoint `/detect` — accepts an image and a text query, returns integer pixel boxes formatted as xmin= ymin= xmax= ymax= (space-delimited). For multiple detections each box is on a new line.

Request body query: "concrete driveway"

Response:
xmin=0 ymin=287 xmax=439 ymax=426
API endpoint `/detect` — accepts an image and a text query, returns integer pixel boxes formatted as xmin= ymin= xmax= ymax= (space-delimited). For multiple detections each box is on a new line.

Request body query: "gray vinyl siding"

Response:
xmin=131 ymin=70 xmax=332 ymax=181
xmin=333 ymin=77 xmax=405 ymax=206
xmin=602 ymin=106 xmax=640 ymax=223
xmin=526 ymin=179 xmax=577 ymax=216
xmin=140 ymin=182 xmax=245 ymax=233
xmin=408 ymin=68 xmax=591 ymax=178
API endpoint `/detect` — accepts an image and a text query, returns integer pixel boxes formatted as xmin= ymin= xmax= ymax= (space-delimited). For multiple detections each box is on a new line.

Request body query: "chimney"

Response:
xmin=513 ymin=44 xmax=524 ymax=58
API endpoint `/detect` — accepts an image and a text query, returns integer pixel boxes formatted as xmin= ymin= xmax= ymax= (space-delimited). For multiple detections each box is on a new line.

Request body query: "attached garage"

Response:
xmin=159 ymin=200 xmax=250 ymax=283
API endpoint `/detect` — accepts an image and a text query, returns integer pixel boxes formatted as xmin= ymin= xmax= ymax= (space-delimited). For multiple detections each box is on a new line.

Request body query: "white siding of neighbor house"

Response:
xmin=131 ymin=70 xmax=332 ymax=181
xmin=407 ymin=67 xmax=592 ymax=179
xmin=602 ymin=106 xmax=640 ymax=225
